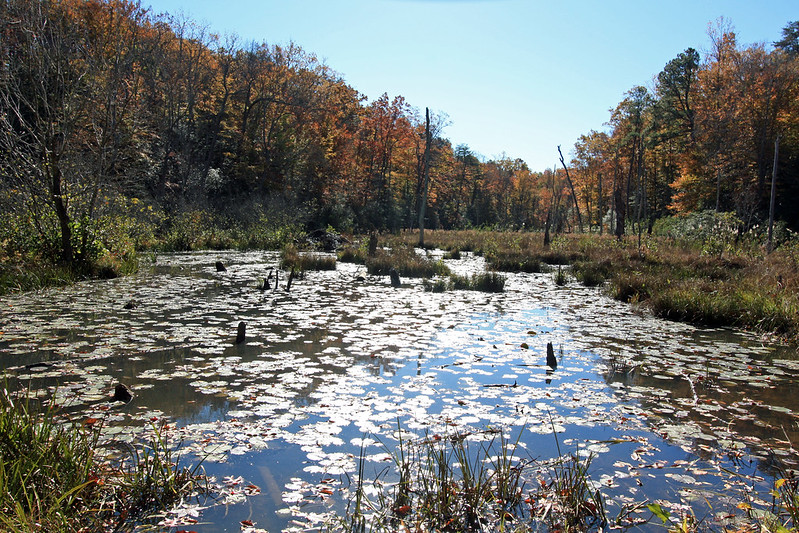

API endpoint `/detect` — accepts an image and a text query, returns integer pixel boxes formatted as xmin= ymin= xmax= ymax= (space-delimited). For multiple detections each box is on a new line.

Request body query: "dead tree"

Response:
xmin=558 ymin=145 xmax=584 ymax=233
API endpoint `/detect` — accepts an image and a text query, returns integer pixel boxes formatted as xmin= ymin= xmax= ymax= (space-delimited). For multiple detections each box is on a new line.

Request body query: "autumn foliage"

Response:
xmin=1 ymin=2 xmax=798 ymax=274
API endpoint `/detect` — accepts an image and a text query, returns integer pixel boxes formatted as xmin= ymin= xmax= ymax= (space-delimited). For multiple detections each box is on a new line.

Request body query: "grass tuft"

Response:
xmin=0 ymin=385 xmax=206 ymax=531
xmin=451 ymin=272 xmax=506 ymax=292
xmin=281 ymin=245 xmax=337 ymax=271
xmin=365 ymin=247 xmax=450 ymax=278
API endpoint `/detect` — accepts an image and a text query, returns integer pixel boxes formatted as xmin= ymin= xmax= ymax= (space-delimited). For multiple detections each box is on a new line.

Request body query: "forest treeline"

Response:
xmin=1 ymin=0 xmax=798 ymax=275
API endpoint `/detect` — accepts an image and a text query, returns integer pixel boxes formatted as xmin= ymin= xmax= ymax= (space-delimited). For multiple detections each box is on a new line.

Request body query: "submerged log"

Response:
xmin=546 ymin=342 xmax=557 ymax=369
xmin=236 ymin=321 xmax=246 ymax=344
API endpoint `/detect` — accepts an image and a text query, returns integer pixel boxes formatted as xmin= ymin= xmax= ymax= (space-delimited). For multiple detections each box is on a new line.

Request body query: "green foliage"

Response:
xmin=152 ymin=209 xmax=305 ymax=253
xmin=653 ymin=211 xmax=742 ymax=256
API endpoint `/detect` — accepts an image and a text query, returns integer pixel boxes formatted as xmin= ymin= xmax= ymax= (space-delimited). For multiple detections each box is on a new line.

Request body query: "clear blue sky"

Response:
xmin=143 ymin=0 xmax=796 ymax=172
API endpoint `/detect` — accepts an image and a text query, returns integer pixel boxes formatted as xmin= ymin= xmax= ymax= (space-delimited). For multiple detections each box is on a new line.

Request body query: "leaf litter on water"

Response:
xmin=0 ymin=250 xmax=797 ymax=530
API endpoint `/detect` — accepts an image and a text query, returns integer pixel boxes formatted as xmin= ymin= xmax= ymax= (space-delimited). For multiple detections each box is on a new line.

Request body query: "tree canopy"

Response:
xmin=1 ymin=2 xmax=798 ymax=271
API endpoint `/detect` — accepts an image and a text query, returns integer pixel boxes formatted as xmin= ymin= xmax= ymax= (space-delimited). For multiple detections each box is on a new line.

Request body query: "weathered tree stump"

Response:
xmin=111 ymin=383 xmax=133 ymax=403
xmin=546 ymin=342 xmax=557 ymax=369
xmin=389 ymin=268 xmax=401 ymax=287
xmin=236 ymin=321 xmax=246 ymax=344
xmin=215 ymin=261 xmax=227 ymax=272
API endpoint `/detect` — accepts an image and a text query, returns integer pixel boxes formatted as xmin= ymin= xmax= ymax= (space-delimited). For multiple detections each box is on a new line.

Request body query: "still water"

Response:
xmin=1 ymin=250 xmax=796 ymax=531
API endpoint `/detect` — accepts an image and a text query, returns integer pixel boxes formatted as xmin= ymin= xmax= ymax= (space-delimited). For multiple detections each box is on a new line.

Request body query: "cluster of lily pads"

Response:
xmin=0 ymin=249 xmax=796 ymax=531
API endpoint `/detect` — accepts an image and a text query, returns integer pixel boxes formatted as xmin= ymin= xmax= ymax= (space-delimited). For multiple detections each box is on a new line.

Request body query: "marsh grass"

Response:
xmin=422 ymin=277 xmax=450 ymax=293
xmin=0 ymin=261 xmax=78 ymax=296
xmin=336 ymin=427 xmax=529 ymax=532
xmin=333 ymin=423 xmax=619 ymax=533
xmin=0 ymin=386 xmax=206 ymax=531
xmin=486 ymin=251 xmax=548 ymax=273
xmin=337 ymin=241 xmax=368 ymax=264
xmin=388 ymin=229 xmax=799 ymax=341
xmin=572 ymin=260 xmax=613 ymax=287
xmin=553 ymin=265 xmax=569 ymax=286
xmin=451 ymin=272 xmax=506 ymax=292
xmin=365 ymin=247 xmax=450 ymax=278
xmin=281 ymin=245 xmax=337 ymax=271
xmin=529 ymin=452 xmax=607 ymax=531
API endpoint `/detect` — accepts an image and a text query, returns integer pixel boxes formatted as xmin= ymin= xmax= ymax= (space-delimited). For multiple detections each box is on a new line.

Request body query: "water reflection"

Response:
xmin=0 ymin=250 xmax=797 ymax=531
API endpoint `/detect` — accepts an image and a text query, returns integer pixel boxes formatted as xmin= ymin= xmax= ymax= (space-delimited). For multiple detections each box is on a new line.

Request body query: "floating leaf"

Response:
xmin=647 ymin=503 xmax=671 ymax=524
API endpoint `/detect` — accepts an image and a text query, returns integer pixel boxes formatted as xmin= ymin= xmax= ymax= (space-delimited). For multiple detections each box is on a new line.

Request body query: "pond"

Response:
xmin=1 ymin=250 xmax=797 ymax=531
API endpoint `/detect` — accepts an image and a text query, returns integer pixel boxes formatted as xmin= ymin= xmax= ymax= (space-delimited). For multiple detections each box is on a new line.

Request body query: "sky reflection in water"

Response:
xmin=1 ymin=250 xmax=797 ymax=531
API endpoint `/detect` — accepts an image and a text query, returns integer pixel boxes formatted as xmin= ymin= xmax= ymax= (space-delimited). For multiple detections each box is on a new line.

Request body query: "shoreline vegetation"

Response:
xmin=0 ymin=385 xmax=207 ymax=532
xmin=3 ymin=220 xmax=798 ymax=343
xmin=385 ymin=226 xmax=799 ymax=344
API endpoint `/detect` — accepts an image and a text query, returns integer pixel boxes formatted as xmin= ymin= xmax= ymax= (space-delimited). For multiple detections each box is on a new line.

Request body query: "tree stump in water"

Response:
xmin=236 ymin=321 xmax=246 ymax=344
xmin=546 ymin=342 xmax=557 ymax=369
xmin=389 ymin=268 xmax=401 ymax=287
xmin=215 ymin=261 xmax=227 ymax=272
xmin=111 ymin=383 xmax=133 ymax=403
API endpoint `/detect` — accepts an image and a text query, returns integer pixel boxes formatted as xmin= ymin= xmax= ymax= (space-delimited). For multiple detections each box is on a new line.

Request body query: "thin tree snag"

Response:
xmin=558 ymin=145 xmax=584 ymax=233
xmin=418 ymin=107 xmax=431 ymax=248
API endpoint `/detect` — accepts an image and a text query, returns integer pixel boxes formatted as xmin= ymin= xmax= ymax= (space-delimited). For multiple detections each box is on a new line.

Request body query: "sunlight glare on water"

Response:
xmin=1 ymin=250 xmax=796 ymax=531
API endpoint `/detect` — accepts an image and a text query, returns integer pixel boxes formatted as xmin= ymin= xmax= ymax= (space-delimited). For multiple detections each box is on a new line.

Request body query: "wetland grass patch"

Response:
xmin=450 ymin=271 xmax=506 ymax=292
xmin=424 ymin=272 xmax=507 ymax=293
xmin=334 ymin=425 xmax=613 ymax=532
xmin=0 ymin=387 xmax=206 ymax=531
xmin=365 ymin=247 xmax=450 ymax=278
xmin=281 ymin=245 xmax=337 ymax=271
xmin=336 ymin=428 xmax=531 ymax=532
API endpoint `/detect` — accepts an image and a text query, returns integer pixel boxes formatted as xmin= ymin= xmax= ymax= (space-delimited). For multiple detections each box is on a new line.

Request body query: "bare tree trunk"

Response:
xmin=598 ymin=172 xmax=603 ymax=235
xmin=767 ymin=135 xmax=780 ymax=253
xmin=418 ymin=107 xmax=431 ymax=247
xmin=558 ymin=145 xmax=583 ymax=232
xmin=48 ymin=158 xmax=74 ymax=264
